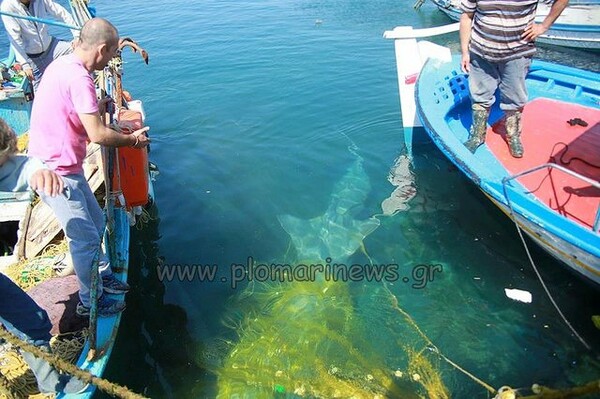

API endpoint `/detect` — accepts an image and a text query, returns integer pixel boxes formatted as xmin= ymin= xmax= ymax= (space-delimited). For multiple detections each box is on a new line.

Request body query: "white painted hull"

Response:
xmin=490 ymin=196 xmax=600 ymax=285
xmin=431 ymin=0 xmax=600 ymax=49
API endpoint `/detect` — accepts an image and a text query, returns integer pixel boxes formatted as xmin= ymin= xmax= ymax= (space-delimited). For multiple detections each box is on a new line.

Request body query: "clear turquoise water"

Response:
xmin=3 ymin=1 xmax=600 ymax=397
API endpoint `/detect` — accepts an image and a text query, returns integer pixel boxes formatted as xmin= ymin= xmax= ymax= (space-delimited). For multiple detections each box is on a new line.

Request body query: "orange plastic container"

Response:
xmin=112 ymin=109 xmax=149 ymax=208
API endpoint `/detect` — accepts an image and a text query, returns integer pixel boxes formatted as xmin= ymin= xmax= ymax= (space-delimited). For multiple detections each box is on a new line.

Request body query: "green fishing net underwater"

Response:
xmin=211 ymin=270 xmax=451 ymax=399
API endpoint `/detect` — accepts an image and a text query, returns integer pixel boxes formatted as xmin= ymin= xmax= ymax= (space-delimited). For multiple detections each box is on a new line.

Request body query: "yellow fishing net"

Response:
xmin=211 ymin=263 xmax=450 ymax=399
xmin=3 ymin=240 xmax=69 ymax=292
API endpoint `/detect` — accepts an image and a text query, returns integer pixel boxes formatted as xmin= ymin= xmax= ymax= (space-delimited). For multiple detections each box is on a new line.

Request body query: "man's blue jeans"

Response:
xmin=0 ymin=273 xmax=51 ymax=346
xmin=468 ymin=52 xmax=532 ymax=111
xmin=38 ymin=174 xmax=110 ymax=308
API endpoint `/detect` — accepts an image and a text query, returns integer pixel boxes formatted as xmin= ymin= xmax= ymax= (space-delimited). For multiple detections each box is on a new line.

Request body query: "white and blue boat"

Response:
xmin=384 ymin=24 xmax=600 ymax=285
xmin=0 ymin=1 xmax=153 ymax=397
xmin=427 ymin=0 xmax=600 ymax=50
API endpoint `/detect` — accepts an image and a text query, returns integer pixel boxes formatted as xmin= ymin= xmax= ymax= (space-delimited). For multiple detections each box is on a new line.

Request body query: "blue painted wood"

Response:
xmin=58 ymin=209 xmax=130 ymax=399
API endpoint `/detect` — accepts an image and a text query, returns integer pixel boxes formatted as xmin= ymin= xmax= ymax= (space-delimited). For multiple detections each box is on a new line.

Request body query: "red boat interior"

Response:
xmin=487 ymin=98 xmax=600 ymax=229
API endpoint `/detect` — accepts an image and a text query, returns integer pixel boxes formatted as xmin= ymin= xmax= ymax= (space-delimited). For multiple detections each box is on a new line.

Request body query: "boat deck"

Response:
xmin=487 ymin=98 xmax=600 ymax=229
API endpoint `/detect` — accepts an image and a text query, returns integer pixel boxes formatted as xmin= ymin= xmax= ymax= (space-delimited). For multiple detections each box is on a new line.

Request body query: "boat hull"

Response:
xmin=430 ymin=0 xmax=600 ymax=49
xmin=488 ymin=194 xmax=600 ymax=284
xmin=414 ymin=55 xmax=600 ymax=285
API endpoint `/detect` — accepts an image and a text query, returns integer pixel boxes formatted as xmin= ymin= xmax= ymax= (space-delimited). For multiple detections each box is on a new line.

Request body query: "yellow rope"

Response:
xmin=0 ymin=330 xmax=88 ymax=399
xmin=0 ymin=350 xmax=38 ymax=398
xmin=135 ymin=207 xmax=154 ymax=230
xmin=16 ymin=134 xmax=28 ymax=153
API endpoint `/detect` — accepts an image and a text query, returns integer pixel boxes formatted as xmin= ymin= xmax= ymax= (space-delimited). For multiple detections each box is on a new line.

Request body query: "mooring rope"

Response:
xmin=503 ymin=185 xmax=591 ymax=350
xmin=382 ymin=282 xmax=498 ymax=395
xmin=135 ymin=207 xmax=155 ymax=230
xmin=0 ymin=328 xmax=148 ymax=399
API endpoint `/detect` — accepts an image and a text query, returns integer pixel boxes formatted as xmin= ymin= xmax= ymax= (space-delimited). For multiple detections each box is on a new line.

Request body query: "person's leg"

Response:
xmin=499 ymin=56 xmax=532 ymax=157
xmin=78 ymin=176 xmax=129 ymax=294
xmin=38 ymin=175 xmax=126 ymax=316
xmin=78 ymin=174 xmax=111 ymax=277
xmin=498 ymin=56 xmax=531 ymax=112
xmin=464 ymin=53 xmax=499 ymax=152
xmin=0 ymin=273 xmax=51 ymax=346
xmin=38 ymin=175 xmax=103 ymax=308
xmin=468 ymin=53 xmax=499 ymax=109
xmin=0 ymin=274 xmax=87 ymax=393
xmin=48 ymin=37 xmax=73 ymax=59
xmin=29 ymin=58 xmax=43 ymax=92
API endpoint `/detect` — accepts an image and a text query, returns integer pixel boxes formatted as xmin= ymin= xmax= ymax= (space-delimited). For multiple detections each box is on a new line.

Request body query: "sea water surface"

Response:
xmin=3 ymin=0 xmax=600 ymax=397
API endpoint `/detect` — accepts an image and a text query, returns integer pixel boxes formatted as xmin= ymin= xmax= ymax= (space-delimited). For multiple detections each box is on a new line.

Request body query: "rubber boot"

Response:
xmin=464 ymin=104 xmax=490 ymax=153
xmin=21 ymin=347 xmax=89 ymax=394
xmin=505 ymin=110 xmax=524 ymax=158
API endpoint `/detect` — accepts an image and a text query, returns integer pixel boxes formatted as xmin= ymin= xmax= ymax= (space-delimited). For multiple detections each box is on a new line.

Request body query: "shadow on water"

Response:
xmin=100 ymin=203 xmax=211 ymax=398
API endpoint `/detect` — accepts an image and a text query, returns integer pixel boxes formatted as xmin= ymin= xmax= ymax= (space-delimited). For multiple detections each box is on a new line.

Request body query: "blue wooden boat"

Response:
xmin=427 ymin=0 xmax=600 ymax=50
xmin=0 ymin=1 xmax=153 ymax=397
xmin=384 ymin=24 xmax=600 ymax=285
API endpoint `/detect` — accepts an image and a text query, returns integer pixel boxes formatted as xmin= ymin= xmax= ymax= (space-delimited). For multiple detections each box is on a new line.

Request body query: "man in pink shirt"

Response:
xmin=28 ymin=17 xmax=150 ymax=317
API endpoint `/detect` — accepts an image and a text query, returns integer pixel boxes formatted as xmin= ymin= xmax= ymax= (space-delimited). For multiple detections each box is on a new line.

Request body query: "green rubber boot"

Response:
xmin=464 ymin=104 xmax=490 ymax=153
xmin=505 ymin=110 xmax=524 ymax=158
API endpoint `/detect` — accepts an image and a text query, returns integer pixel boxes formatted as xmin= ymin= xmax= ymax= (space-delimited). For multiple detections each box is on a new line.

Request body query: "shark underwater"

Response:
xmin=277 ymin=148 xmax=380 ymax=263
xmin=213 ymin=148 xmax=449 ymax=398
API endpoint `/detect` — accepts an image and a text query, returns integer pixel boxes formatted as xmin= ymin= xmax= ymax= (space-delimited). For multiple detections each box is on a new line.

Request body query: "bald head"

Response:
xmin=79 ymin=18 xmax=119 ymax=50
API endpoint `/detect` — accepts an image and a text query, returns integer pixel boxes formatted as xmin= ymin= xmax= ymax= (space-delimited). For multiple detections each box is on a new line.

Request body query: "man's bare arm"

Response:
xmin=522 ymin=0 xmax=569 ymax=42
xmin=79 ymin=113 xmax=150 ymax=149
xmin=460 ymin=12 xmax=474 ymax=73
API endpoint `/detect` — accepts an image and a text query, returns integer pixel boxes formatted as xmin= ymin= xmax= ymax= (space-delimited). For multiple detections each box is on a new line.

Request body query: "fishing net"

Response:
xmin=0 ymin=239 xmax=83 ymax=397
xmin=212 ymin=263 xmax=450 ymax=398
xmin=3 ymin=240 xmax=69 ymax=291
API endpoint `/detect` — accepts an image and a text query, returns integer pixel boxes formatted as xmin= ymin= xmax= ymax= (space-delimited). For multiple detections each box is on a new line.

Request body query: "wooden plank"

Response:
xmin=20 ymin=144 xmax=106 ymax=259
xmin=0 ymin=201 xmax=29 ymax=222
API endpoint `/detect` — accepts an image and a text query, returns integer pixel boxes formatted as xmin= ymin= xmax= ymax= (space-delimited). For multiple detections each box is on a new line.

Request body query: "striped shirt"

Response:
xmin=461 ymin=0 xmax=551 ymax=62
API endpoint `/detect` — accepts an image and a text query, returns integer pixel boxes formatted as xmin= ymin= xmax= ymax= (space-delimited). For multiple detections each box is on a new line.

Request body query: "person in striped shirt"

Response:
xmin=459 ymin=0 xmax=569 ymax=157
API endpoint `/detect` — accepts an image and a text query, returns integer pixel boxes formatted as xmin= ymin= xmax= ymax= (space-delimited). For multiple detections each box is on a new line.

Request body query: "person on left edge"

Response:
xmin=27 ymin=17 xmax=150 ymax=318
xmin=0 ymin=117 xmax=62 ymax=196
xmin=0 ymin=0 xmax=80 ymax=90
xmin=0 ymin=118 xmax=88 ymax=394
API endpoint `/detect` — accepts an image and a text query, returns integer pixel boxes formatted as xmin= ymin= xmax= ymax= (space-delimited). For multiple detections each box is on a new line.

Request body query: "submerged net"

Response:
xmin=211 ymin=150 xmax=451 ymax=398
xmin=212 ymin=266 xmax=450 ymax=398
